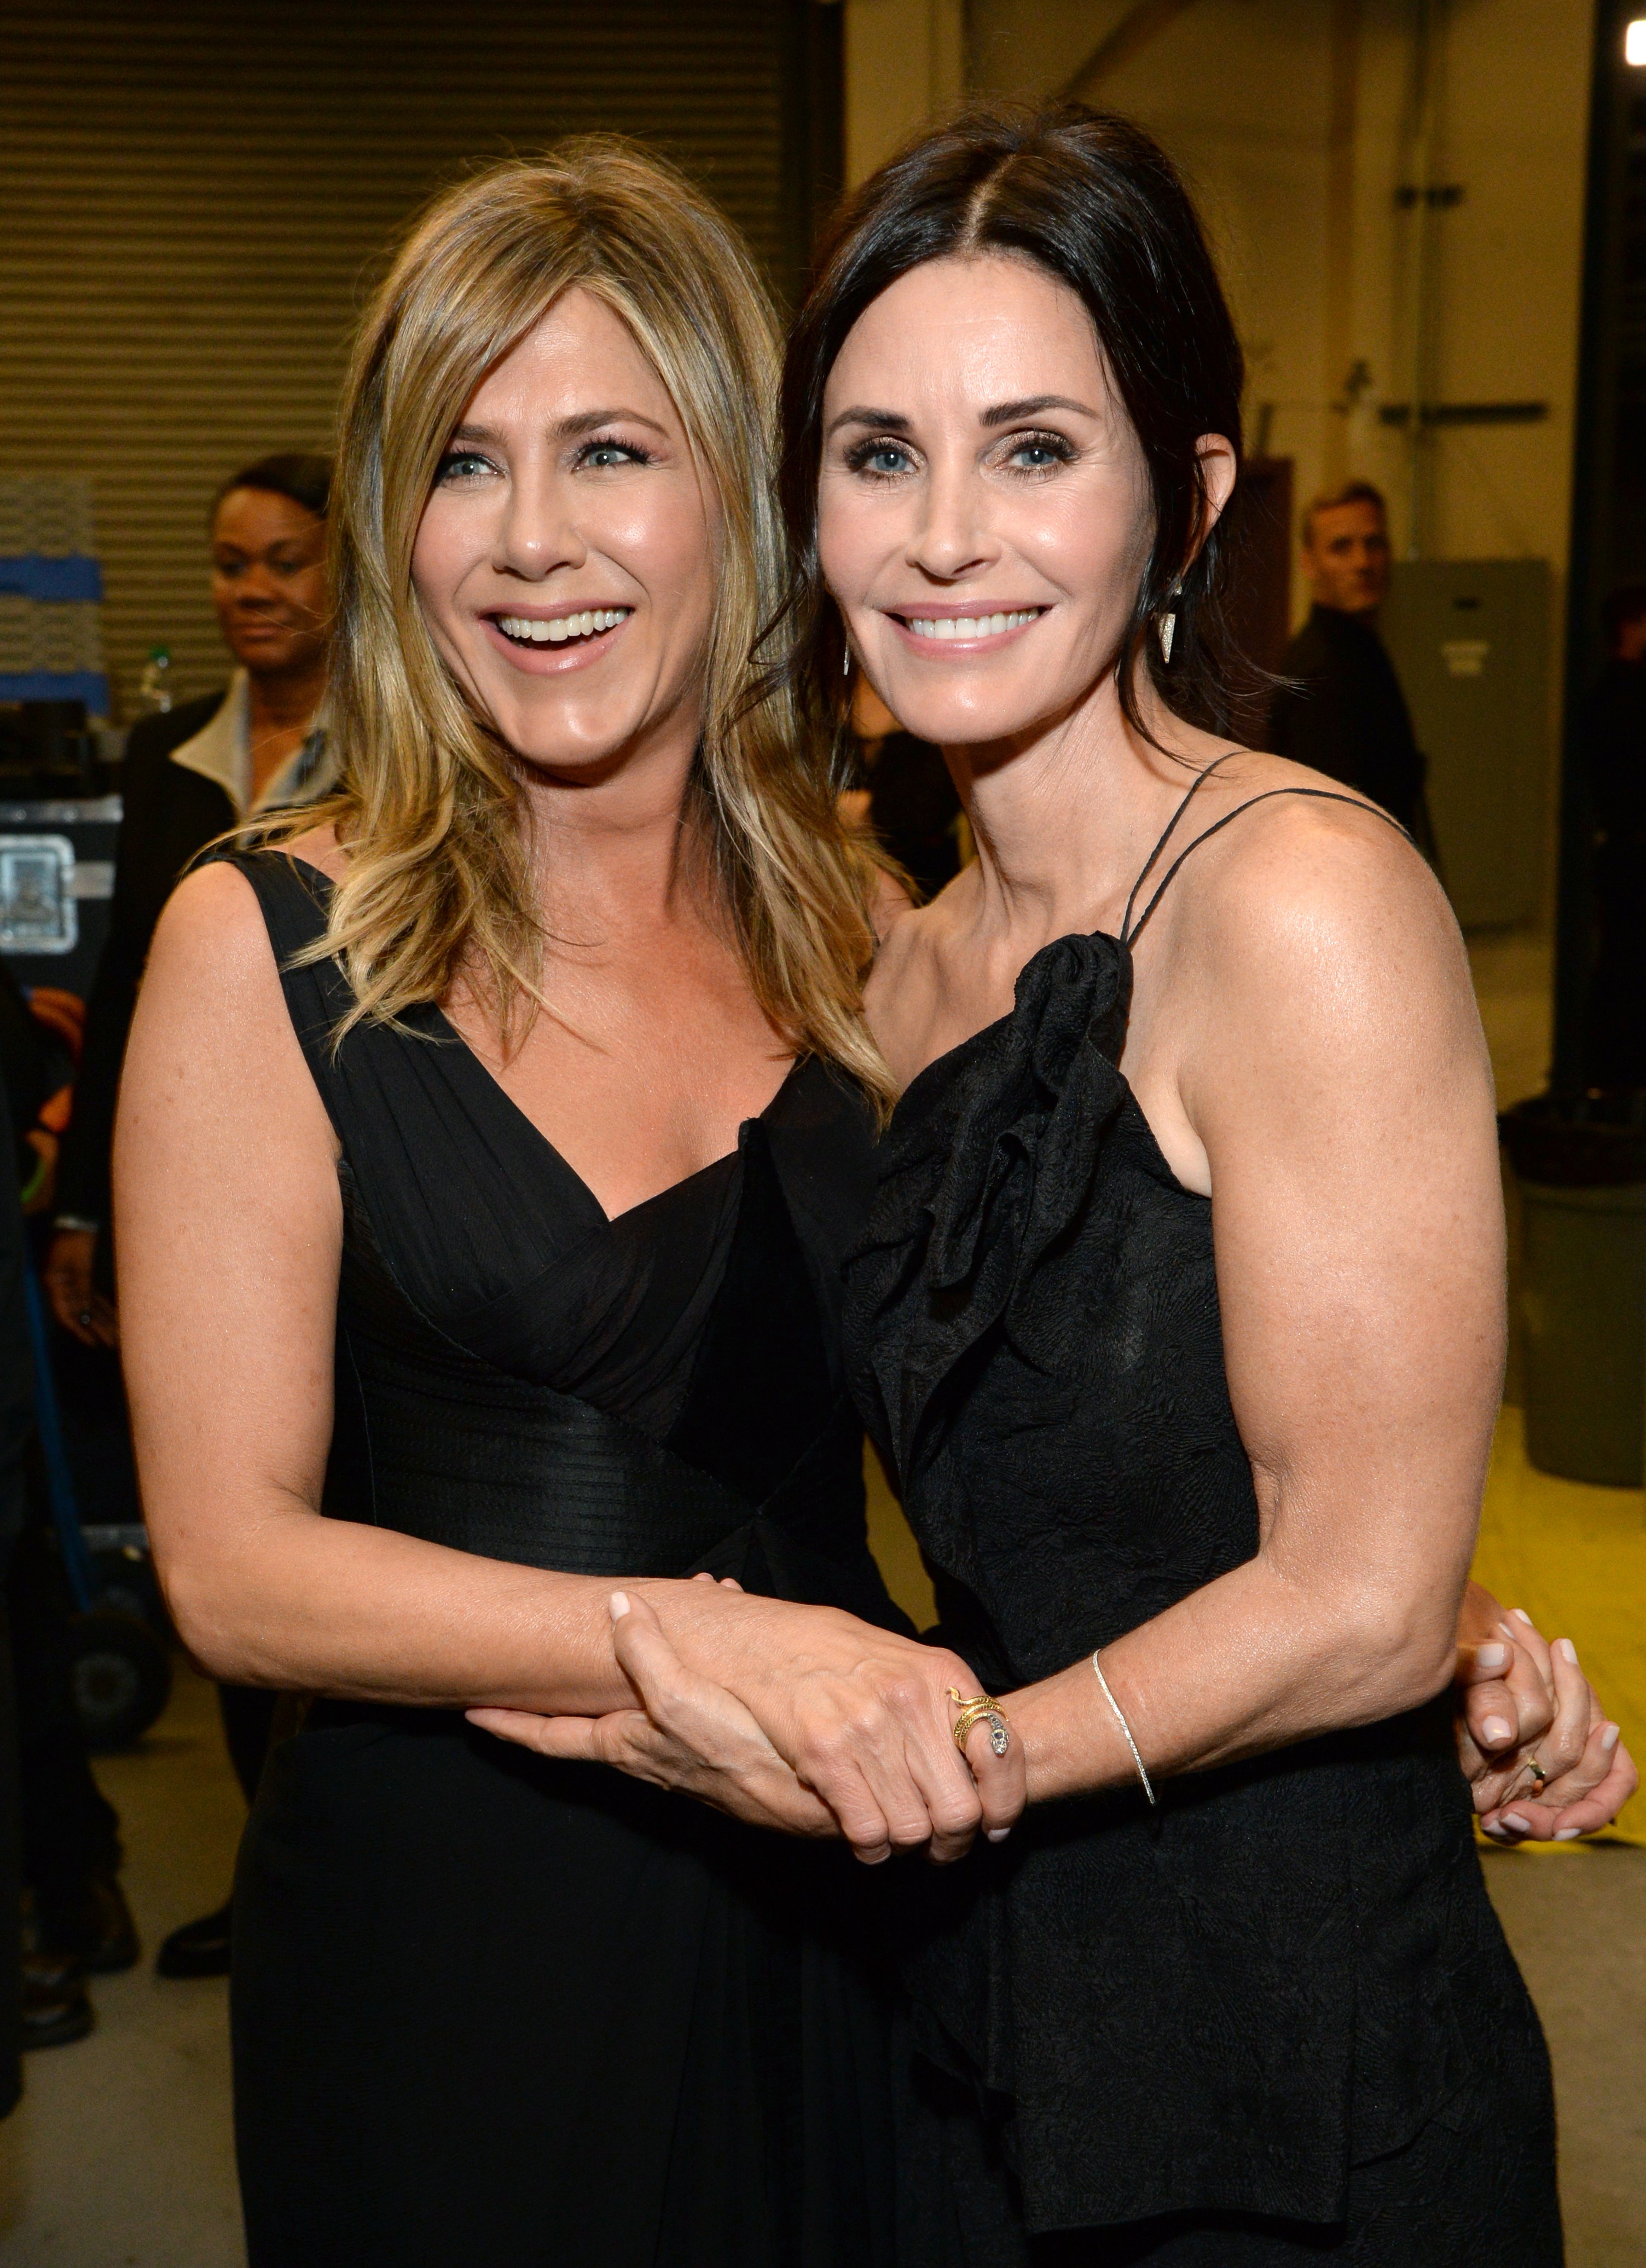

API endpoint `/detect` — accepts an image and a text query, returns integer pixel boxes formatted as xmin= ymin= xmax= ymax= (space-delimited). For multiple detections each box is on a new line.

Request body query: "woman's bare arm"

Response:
xmin=118 ymin=862 xmax=686 ymax=1715
xmin=1011 ymin=805 xmax=1505 ymax=1796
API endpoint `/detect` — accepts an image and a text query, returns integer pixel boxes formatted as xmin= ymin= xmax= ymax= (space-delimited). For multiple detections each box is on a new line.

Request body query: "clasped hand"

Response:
xmin=1457 ymin=1605 xmax=1636 ymax=1843
xmin=470 ymin=1581 xmax=1637 ymax=1858
xmin=468 ymin=1577 xmax=1025 ymax=1865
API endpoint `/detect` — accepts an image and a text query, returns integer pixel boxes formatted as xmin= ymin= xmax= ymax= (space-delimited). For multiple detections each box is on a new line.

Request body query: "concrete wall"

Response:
xmin=843 ymin=0 xmax=967 ymax=187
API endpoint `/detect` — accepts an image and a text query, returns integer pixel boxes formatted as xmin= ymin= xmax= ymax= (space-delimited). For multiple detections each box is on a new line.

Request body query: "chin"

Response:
xmin=877 ymin=684 xmax=1050 ymax=754
xmin=489 ymin=704 xmax=642 ymax=777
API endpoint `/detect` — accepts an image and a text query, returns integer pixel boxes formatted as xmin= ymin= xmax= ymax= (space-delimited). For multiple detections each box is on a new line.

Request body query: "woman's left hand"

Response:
xmin=468 ymin=1590 xmax=843 ymax=1839
xmin=1454 ymin=1590 xmax=1637 ymax=1842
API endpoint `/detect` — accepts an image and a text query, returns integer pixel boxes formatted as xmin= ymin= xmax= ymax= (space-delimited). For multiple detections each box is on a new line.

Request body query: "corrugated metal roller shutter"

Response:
xmin=0 ymin=0 xmax=816 ymax=714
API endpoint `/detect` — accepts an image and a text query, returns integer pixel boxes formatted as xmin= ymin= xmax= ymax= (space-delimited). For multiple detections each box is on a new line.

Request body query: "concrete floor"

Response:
xmin=0 ymin=1667 xmax=246 ymax=2268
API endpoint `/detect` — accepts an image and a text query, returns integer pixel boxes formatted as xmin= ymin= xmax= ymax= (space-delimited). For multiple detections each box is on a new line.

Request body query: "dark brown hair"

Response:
xmin=777 ymin=103 xmax=1263 ymax=758
xmin=211 ymin=450 xmax=332 ymax=529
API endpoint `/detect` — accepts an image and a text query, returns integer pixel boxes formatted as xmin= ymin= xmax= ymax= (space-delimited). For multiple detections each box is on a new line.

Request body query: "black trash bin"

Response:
xmin=1500 ymin=1092 xmax=1646 ymax=1486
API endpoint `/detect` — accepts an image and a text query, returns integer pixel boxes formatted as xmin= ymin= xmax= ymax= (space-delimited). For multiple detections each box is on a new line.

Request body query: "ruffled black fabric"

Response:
xmin=845 ymin=929 xmax=1556 ymax=2246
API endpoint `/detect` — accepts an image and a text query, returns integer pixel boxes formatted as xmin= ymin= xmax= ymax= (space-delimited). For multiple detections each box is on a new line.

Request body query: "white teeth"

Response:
xmin=904 ymin=609 xmax=1041 ymax=641
xmin=495 ymin=608 xmax=629 ymax=646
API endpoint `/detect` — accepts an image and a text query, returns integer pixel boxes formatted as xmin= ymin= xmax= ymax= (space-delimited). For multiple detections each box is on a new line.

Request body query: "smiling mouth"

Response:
xmin=493 ymin=608 xmax=631 ymax=648
xmin=896 ymin=609 xmax=1045 ymax=641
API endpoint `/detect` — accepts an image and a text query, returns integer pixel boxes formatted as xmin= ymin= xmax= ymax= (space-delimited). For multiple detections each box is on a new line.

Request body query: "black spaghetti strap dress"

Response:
xmin=221 ymin=852 xmax=903 ymax=2268
xmin=845 ymin=772 xmax=1562 ymax=2264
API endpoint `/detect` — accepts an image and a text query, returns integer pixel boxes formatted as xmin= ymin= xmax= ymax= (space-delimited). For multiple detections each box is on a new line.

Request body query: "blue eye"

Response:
xmin=576 ymin=438 xmax=652 ymax=470
xmin=849 ymin=439 xmax=913 ymax=478
xmin=1005 ymin=432 xmax=1075 ymax=473
xmin=436 ymin=450 xmax=492 ymax=484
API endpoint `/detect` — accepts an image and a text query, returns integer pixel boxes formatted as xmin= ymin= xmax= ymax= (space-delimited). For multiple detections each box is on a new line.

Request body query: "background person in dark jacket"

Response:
xmin=40 ymin=451 xmax=332 ymax=1981
xmin=0 ymin=971 xmax=133 ymax=2043
xmin=45 ymin=449 xmax=334 ymax=1343
xmin=1265 ymin=479 xmax=1429 ymax=838
xmin=0 ymin=1063 xmax=32 ymax=2112
xmin=1580 ymin=582 xmax=1646 ymax=1086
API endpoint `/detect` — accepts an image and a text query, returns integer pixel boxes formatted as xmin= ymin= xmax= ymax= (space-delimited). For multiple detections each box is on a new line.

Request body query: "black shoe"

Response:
xmin=156 ymin=1900 xmax=232 ymax=1979
xmin=33 ymin=1871 xmax=141 ymax=1975
xmin=21 ymin=1950 xmax=95 ymax=2050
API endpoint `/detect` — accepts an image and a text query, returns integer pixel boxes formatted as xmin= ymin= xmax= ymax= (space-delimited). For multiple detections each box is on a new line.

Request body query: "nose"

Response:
xmin=237 ymin=562 xmax=283 ymax=608
xmin=492 ymin=461 xmax=587 ymax=581
xmin=906 ymin=455 xmax=995 ymax=584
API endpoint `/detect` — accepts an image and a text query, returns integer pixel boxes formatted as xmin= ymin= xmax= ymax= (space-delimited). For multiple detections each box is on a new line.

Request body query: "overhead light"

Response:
xmin=1627 ymin=18 xmax=1646 ymax=64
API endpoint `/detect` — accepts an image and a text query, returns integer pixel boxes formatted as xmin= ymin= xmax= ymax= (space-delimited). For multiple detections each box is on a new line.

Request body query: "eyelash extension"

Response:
xmin=1001 ymin=429 xmax=1077 ymax=470
xmin=434 ymin=449 xmax=495 ymax=483
xmin=843 ymin=436 xmax=915 ymax=478
xmin=573 ymin=435 xmax=655 ymax=468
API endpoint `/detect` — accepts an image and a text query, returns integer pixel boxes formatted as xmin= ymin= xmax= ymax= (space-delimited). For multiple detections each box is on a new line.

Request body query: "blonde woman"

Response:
xmin=114 ymin=142 xmax=1013 ymax=2267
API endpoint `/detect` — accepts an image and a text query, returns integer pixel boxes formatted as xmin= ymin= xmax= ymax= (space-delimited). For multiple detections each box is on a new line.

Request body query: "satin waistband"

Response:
xmin=329 ymin=1310 xmax=877 ymax=1591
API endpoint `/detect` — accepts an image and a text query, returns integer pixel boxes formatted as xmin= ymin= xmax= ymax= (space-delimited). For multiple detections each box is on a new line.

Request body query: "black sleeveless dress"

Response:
xmin=223 ymin=853 xmax=903 ymax=2268
xmin=843 ymin=779 xmax=1562 ymax=2263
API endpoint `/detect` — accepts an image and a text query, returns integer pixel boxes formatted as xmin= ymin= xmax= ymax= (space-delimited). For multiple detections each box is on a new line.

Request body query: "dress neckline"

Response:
xmin=274 ymin=850 xmax=804 ymax=1230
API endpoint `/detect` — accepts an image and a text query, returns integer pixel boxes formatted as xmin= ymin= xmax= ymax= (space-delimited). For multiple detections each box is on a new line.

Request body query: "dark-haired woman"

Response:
xmin=492 ymin=106 xmax=1634 ymax=2263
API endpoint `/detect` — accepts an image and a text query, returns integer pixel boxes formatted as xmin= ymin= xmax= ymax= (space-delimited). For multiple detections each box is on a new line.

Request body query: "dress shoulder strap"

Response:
xmin=1118 ymin=770 xmax=1411 ymax=950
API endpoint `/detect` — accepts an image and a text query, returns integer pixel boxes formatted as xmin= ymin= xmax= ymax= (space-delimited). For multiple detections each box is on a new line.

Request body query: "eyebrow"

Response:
xmin=825 ymin=394 xmax=1100 ymax=441
xmin=825 ymin=406 xmax=911 ymax=439
xmin=450 ymin=408 xmax=671 ymax=445
xmin=980 ymin=394 xmax=1100 ymax=425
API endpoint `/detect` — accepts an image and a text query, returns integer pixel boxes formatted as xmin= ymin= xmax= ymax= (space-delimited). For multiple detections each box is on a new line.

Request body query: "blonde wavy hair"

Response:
xmin=256 ymin=137 xmax=892 ymax=1109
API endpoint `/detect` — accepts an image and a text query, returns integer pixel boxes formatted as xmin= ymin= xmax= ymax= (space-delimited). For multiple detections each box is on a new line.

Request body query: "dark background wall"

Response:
xmin=0 ymin=0 xmax=841 ymax=713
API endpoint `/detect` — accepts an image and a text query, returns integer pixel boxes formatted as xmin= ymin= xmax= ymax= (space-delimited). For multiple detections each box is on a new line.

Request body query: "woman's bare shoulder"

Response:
xmin=1163 ymin=754 xmax=1475 ymax=1069
xmin=146 ymin=859 xmax=293 ymax=1041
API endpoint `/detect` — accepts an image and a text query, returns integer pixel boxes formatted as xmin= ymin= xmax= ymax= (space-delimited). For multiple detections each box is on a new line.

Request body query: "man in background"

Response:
xmin=1265 ymin=481 xmax=1429 ymax=840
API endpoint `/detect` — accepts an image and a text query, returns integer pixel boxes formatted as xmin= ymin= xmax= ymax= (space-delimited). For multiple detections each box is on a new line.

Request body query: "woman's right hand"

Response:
xmin=649 ymin=1580 xmax=1025 ymax=1863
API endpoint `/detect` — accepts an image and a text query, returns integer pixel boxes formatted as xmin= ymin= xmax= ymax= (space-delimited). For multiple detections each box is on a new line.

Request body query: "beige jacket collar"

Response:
xmin=169 ymin=669 xmax=334 ymax=814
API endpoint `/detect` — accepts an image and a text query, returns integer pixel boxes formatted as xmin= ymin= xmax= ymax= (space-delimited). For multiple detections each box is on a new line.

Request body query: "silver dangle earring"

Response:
xmin=843 ymin=645 xmax=851 ymax=678
xmin=1157 ymin=580 xmax=1184 ymax=666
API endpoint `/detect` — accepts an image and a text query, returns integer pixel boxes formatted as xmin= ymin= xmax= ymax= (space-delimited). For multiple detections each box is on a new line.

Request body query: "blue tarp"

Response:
xmin=0 ymin=557 xmax=104 ymax=603
xmin=0 ymin=672 xmax=111 ymax=711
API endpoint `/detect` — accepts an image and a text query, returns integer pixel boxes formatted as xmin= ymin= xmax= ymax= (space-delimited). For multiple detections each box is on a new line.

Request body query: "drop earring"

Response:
xmin=1157 ymin=580 xmax=1184 ymax=666
xmin=843 ymin=645 xmax=851 ymax=679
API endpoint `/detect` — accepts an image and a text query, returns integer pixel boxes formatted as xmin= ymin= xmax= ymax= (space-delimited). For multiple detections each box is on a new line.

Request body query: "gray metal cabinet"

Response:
xmin=1382 ymin=560 xmax=1551 ymax=928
